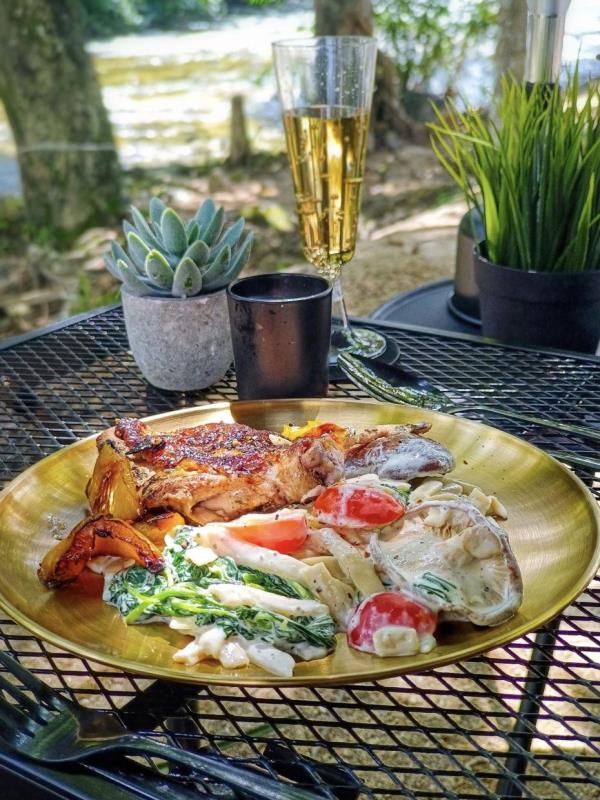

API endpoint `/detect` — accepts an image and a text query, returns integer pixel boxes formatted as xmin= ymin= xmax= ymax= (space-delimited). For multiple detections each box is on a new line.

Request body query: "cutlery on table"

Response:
xmin=84 ymin=758 xmax=214 ymax=800
xmin=262 ymin=742 xmax=361 ymax=800
xmin=0 ymin=746 xmax=201 ymax=800
xmin=338 ymin=351 xmax=600 ymax=471
xmin=0 ymin=651 xmax=323 ymax=800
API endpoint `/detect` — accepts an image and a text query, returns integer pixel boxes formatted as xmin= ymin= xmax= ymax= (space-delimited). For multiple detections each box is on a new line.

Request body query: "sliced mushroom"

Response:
xmin=409 ymin=479 xmax=508 ymax=520
xmin=344 ymin=430 xmax=454 ymax=482
xmin=370 ymin=500 xmax=522 ymax=626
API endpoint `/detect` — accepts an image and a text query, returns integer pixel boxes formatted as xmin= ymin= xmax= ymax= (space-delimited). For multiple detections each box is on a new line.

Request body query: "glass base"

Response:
xmin=329 ymin=324 xmax=387 ymax=365
xmin=348 ymin=327 xmax=388 ymax=358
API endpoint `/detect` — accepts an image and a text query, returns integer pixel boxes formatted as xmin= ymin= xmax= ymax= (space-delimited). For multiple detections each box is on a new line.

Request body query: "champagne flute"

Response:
xmin=273 ymin=36 xmax=387 ymax=360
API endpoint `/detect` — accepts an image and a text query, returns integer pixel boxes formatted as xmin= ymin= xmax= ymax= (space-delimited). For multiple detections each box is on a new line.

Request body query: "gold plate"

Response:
xmin=0 ymin=399 xmax=598 ymax=687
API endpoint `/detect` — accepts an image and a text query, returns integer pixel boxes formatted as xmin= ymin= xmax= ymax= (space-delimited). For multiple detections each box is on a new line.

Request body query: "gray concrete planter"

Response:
xmin=122 ymin=289 xmax=232 ymax=391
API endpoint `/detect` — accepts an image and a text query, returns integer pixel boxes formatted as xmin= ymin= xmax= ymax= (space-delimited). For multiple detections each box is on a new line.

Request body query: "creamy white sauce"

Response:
xmin=289 ymin=642 xmax=330 ymax=661
xmin=220 ymin=639 xmax=250 ymax=669
xmin=88 ymin=555 xmax=134 ymax=579
xmin=207 ymin=582 xmax=329 ymax=618
xmin=244 ymin=640 xmax=295 ymax=678
xmin=172 ymin=624 xmax=226 ymax=666
xmin=185 ymin=545 xmax=218 ymax=566
xmin=88 ymin=556 xmax=135 ymax=604
xmin=170 ymin=618 xmax=297 ymax=677
xmin=372 ymin=625 xmax=420 ymax=657
xmin=345 ymin=473 xmax=410 ymax=493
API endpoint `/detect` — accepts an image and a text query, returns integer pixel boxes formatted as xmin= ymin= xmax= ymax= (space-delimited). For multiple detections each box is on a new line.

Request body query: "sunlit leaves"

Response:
xmin=374 ymin=0 xmax=499 ymax=93
xmin=427 ymin=72 xmax=600 ymax=272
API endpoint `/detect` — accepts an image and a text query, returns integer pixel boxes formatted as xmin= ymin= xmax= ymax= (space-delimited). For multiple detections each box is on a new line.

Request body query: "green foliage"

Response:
xmin=107 ymin=564 xmax=168 ymax=616
xmin=79 ymin=0 xmax=141 ymax=39
xmin=238 ymin=565 xmax=313 ymax=600
xmin=80 ymin=0 xmax=215 ymax=39
xmin=79 ymin=0 xmax=279 ymax=39
xmin=104 ymin=528 xmax=335 ymax=650
xmin=374 ymin=0 xmax=499 ymax=93
xmin=0 ymin=197 xmax=27 ymax=256
xmin=105 ymin=196 xmax=253 ymax=297
xmin=240 ymin=0 xmax=284 ymax=6
xmin=70 ymin=275 xmax=120 ymax=315
xmin=193 ymin=604 xmax=335 ymax=649
xmin=428 ymin=71 xmax=600 ymax=272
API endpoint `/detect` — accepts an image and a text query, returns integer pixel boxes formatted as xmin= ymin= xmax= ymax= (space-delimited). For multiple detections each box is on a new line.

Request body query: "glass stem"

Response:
xmin=332 ymin=275 xmax=356 ymax=347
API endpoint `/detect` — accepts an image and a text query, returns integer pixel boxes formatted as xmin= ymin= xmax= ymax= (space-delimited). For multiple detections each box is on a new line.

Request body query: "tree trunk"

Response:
xmin=0 ymin=0 xmax=122 ymax=241
xmin=228 ymin=95 xmax=251 ymax=166
xmin=494 ymin=0 xmax=527 ymax=86
xmin=315 ymin=0 xmax=373 ymax=36
xmin=314 ymin=0 xmax=422 ymax=145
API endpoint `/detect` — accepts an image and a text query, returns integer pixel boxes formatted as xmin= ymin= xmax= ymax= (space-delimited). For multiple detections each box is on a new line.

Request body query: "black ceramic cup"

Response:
xmin=227 ymin=273 xmax=332 ymax=400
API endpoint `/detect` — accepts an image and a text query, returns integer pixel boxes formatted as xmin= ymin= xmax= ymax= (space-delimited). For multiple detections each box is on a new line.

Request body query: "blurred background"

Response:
xmin=0 ymin=0 xmax=597 ymax=339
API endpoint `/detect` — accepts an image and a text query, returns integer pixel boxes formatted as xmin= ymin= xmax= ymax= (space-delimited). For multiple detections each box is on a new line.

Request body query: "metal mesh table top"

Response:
xmin=0 ymin=306 xmax=598 ymax=800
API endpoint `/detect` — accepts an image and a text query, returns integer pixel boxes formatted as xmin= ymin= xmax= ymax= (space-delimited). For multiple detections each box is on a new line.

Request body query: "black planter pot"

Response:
xmin=474 ymin=250 xmax=600 ymax=354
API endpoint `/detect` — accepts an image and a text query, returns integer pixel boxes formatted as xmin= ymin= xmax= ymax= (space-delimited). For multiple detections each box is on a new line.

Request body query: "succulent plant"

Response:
xmin=104 ymin=197 xmax=253 ymax=297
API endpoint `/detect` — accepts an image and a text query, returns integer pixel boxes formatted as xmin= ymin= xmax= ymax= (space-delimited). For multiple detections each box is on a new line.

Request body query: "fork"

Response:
xmin=338 ymin=351 xmax=600 ymax=444
xmin=338 ymin=351 xmax=600 ymax=471
xmin=0 ymin=651 xmax=322 ymax=800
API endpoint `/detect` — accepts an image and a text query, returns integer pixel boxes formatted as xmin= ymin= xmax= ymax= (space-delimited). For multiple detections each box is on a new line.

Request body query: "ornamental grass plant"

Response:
xmin=428 ymin=71 xmax=600 ymax=273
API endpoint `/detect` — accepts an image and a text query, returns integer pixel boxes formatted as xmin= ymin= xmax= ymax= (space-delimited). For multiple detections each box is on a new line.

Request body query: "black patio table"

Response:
xmin=0 ymin=305 xmax=598 ymax=800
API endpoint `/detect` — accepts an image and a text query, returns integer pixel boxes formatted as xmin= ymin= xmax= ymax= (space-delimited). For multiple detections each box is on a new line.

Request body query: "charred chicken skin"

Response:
xmin=87 ymin=418 xmax=453 ymax=526
xmin=94 ymin=418 xmax=344 ymax=524
xmin=43 ymin=418 xmax=454 ymax=589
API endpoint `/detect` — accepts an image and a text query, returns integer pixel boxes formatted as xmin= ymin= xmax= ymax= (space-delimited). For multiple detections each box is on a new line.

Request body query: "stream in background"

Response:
xmin=88 ymin=3 xmax=312 ymax=168
xmin=0 ymin=0 xmax=597 ymax=196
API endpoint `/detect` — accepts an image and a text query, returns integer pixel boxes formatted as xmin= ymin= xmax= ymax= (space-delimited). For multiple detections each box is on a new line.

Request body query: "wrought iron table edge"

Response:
xmin=0 ymin=303 xmax=121 ymax=353
xmin=354 ymin=314 xmax=600 ymax=364
xmin=0 ymin=303 xmax=598 ymax=800
xmin=1 ymin=304 xmax=598 ymax=366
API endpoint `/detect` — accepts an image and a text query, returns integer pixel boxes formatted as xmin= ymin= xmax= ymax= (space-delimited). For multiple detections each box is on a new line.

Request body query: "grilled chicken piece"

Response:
xmin=345 ymin=423 xmax=431 ymax=446
xmin=92 ymin=418 xmax=452 ymax=525
xmin=344 ymin=422 xmax=454 ymax=481
xmin=99 ymin=418 xmax=344 ymax=524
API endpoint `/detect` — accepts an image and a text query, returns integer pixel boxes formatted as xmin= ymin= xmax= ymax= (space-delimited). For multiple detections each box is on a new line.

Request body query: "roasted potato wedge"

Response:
xmin=38 ymin=517 xmax=164 ymax=588
xmin=86 ymin=441 xmax=142 ymax=520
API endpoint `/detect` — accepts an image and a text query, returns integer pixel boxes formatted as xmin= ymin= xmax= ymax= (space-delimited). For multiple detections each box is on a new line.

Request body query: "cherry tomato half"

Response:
xmin=313 ymin=484 xmax=406 ymax=528
xmin=347 ymin=592 xmax=437 ymax=654
xmin=225 ymin=510 xmax=308 ymax=554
